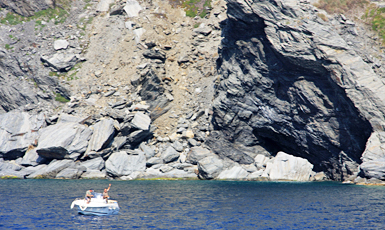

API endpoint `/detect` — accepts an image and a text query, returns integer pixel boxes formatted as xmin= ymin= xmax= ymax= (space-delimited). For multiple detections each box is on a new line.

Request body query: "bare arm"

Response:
xmin=107 ymin=184 xmax=111 ymax=192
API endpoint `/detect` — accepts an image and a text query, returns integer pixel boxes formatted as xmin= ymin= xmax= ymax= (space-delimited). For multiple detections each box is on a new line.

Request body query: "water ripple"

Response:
xmin=1 ymin=180 xmax=385 ymax=229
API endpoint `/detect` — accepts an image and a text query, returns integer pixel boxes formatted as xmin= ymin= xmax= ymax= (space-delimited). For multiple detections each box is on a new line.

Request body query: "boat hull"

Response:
xmin=77 ymin=206 xmax=119 ymax=216
xmin=71 ymin=199 xmax=120 ymax=216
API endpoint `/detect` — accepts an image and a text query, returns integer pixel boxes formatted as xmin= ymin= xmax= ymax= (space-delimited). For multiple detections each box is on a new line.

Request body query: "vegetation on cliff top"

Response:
xmin=169 ymin=0 xmax=211 ymax=18
xmin=362 ymin=4 xmax=385 ymax=41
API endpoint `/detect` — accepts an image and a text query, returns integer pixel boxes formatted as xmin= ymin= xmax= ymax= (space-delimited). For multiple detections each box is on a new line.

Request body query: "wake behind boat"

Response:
xmin=70 ymin=192 xmax=120 ymax=216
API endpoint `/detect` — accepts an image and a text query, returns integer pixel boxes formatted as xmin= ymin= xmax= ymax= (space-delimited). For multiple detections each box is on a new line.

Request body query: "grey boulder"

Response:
xmin=217 ymin=165 xmax=249 ymax=180
xmin=36 ymin=122 xmax=92 ymax=160
xmin=27 ymin=159 xmax=74 ymax=179
xmin=80 ymin=157 xmax=105 ymax=171
xmin=360 ymin=161 xmax=385 ymax=180
xmin=0 ymin=112 xmax=45 ymax=160
xmin=193 ymin=24 xmax=212 ymax=36
xmin=131 ymin=112 xmax=151 ymax=131
xmin=361 ymin=131 xmax=385 ymax=163
xmin=86 ymin=118 xmax=116 ymax=154
xmin=41 ymin=53 xmax=81 ymax=72
xmin=139 ymin=143 xmax=155 ymax=159
xmin=19 ymin=148 xmax=46 ymax=166
xmin=187 ymin=147 xmax=212 ymax=165
xmin=56 ymin=167 xmax=84 ymax=179
xmin=54 ymin=40 xmax=69 ymax=50
xmin=143 ymin=49 xmax=166 ymax=61
xmin=105 ymin=151 xmax=146 ymax=177
xmin=265 ymin=152 xmax=314 ymax=181
xmin=81 ymin=170 xmax=106 ymax=179
xmin=161 ymin=146 xmax=180 ymax=163
xmin=146 ymin=157 xmax=162 ymax=167
xmin=197 ymin=155 xmax=224 ymax=179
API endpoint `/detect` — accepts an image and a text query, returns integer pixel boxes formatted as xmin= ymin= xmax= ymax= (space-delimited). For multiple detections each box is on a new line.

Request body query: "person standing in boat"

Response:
xmin=103 ymin=184 xmax=111 ymax=202
xmin=85 ymin=189 xmax=94 ymax=203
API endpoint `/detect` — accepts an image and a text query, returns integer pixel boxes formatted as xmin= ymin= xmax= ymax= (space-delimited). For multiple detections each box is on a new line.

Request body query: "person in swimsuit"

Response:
xmin=103 ymin=184 xmax=111 ymax=202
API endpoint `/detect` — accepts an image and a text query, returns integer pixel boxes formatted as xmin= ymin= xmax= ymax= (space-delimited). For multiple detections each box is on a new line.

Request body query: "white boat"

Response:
xmin=70 ymin=192 xmax=120 ymax=216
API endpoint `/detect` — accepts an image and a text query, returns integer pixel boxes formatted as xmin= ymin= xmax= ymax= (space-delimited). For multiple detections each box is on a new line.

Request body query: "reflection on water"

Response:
xmin=1 ymin=180 xmax=385 ymax=229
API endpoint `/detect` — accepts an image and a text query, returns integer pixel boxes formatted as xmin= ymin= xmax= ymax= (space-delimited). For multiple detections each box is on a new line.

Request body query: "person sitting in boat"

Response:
xmin=103 ymin=184 xmax=111 ymax=202
xmin=85 ymin=189 xmax=94 ymax=204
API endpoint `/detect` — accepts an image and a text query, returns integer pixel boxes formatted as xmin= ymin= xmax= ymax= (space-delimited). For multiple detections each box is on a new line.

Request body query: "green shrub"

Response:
xmin=55 ymin=93 xmax=70 ymax=103
xmin=199 ymin=8 xmax=208 ymax=18
xmin=5 ymin=44 xmax=13 ymax=50
xmin=362 ymin=4 xmax=385 ymax=42
xmin=0 ymin=12 xmax=23 ymax=25
xmin=0 ymin=6 xmax=68 ymax=26
xmin=175 ymin=0 xmax=211 ymax=18
xmin=49 ymin=71 xmax=58 ymax=77
xmin=32 ymin=8 xmax=68 ymax=24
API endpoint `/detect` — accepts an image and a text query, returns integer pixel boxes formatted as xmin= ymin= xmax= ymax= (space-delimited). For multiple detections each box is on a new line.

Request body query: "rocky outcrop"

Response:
xmin=211 ymin=0 xmax=385 ymax=180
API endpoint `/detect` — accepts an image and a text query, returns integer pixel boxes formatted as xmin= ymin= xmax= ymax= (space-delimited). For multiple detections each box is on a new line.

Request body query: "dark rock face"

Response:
xmin=212 ymin=0 xmax=378 ymax=180
xmin=137 ymin=67 xmax=170 ymax=119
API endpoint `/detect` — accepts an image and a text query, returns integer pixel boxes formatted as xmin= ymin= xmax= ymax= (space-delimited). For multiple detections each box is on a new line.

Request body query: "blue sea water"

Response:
xmin=1 ymin=180 xmax=385 ymax=229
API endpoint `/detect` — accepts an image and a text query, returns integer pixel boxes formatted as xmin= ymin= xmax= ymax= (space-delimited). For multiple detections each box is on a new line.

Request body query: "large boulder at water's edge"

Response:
xmin=217 ymin=165 xmax=249 ymax=180
xmin=105 ymin=151 xmax=146 ymax=177
xmin=264 ymin=152 xmax=315 ymax=181
xmin=27 ymin=159 xmax=74 ymax=179
xmin=197 ymin=155 xmax=224 ymax=179
xmin=79 ymin=157 xmax=105 ymax=171
xmin=81 ymin=170 xmax=107 ymax=179
xmin=358 ymin=132 xmax=385 ymax=179
xmin=56 ymin=167 xmax=85 ymax=179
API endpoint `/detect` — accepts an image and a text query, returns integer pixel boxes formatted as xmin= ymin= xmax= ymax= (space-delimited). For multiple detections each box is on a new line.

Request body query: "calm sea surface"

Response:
xmin=1 ymin=179 xmax=385 ymax=229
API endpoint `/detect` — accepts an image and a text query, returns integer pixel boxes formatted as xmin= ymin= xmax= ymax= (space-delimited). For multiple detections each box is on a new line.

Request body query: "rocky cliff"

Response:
xmin=1 ymin=0 xmax=385 ymax=183
xmin=212 ymin=0 xmax=385 ymax=180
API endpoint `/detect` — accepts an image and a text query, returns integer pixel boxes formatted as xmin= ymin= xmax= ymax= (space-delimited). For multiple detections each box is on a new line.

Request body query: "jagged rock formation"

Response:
xmin=212 ymin=0 xmax=385 ymax=180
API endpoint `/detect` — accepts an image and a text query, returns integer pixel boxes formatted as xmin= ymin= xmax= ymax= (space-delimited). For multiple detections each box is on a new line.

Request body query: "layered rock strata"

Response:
xmin=212 ymin=0 xmax=385 ymax=180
